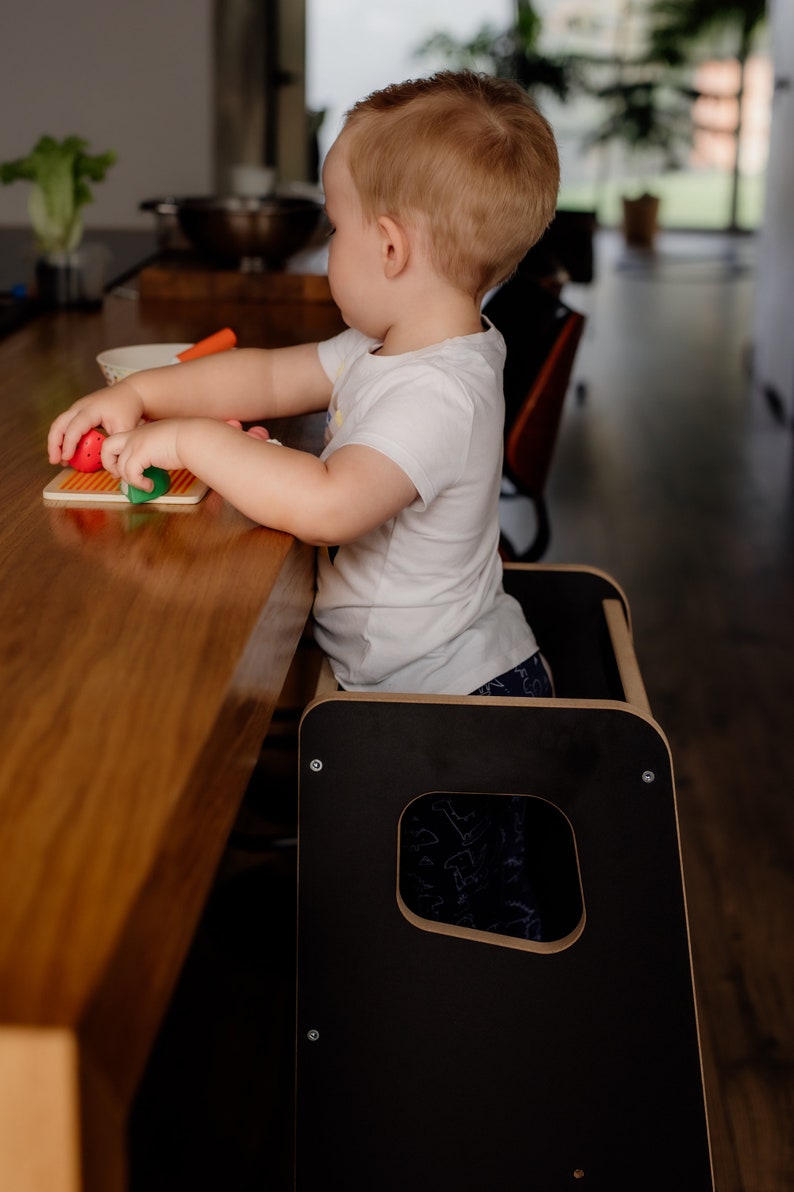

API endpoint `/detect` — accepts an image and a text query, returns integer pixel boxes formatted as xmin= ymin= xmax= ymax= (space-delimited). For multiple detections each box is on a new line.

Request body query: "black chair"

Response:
xmin=528 ymin=208 xmax=597 ymax=286
xmin=484 ymin=275 xmax=585 ymax=560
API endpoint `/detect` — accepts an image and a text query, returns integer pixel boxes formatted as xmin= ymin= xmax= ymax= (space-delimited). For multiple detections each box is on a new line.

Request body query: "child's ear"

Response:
xmin=377 ymin=216 xmax=410 ymax=278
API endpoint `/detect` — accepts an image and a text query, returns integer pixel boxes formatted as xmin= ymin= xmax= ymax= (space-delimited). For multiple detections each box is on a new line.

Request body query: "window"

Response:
xmin=307 ymin=0 xmax=512 ymax=165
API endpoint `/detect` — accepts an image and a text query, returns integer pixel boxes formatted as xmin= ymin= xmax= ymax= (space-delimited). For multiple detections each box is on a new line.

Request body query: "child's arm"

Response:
xmin=47 ymin=342 xmax=331 ymax=467
xmin=101 ymin=418 xmax=418 ymax=546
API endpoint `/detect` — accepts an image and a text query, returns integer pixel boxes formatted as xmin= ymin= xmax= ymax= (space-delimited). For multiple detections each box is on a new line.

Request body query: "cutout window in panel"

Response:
xmin=398 ymin=791 xmax=584 ymax=953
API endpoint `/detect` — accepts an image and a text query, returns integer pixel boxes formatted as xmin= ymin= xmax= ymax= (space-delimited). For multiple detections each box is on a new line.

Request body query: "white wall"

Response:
xmin=0 ymin=0 xmax=213 ymax=230
xmin=753 ymin=0 xmax=794 ymax=414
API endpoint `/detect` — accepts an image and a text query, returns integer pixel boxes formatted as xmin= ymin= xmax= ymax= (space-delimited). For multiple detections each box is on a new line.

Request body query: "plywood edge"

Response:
xmin=0 ymin=1026 xmax=81 ymax=1192
xmin=602 ymin=598 xmax=652 ymax=715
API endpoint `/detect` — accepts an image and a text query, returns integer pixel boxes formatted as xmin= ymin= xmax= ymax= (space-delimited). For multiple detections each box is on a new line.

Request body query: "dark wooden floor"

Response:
xmin=534 ymin=231 xmax=794 ymax=1192
xmin=130 ymin=230 xmax=794 ymax=1191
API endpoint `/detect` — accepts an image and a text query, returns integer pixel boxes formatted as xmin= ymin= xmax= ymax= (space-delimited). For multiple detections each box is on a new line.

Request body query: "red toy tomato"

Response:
xmin=67 ymin=428 xmax=106 ymax=472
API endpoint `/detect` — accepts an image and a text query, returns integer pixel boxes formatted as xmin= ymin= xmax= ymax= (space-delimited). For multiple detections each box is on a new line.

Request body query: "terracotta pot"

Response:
xmin=622 ymin=193 xmax=660 ymax=248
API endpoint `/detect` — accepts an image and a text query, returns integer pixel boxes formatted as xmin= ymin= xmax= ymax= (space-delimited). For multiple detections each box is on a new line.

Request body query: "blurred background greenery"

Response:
xmin=410 ymin=0 xmax=770 ymax=233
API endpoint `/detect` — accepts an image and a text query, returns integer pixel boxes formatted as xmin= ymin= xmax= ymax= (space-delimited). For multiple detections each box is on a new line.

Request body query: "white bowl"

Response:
xmin=96 ymin=342 xmax=192 ymax=386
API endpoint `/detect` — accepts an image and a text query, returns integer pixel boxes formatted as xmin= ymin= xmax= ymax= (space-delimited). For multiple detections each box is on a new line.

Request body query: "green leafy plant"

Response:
xmin=582 ymin=74 xmax=698 ymax=193
xmin=0 ymin=135 xmax=117 ymax=255
xmin=416 ymin=0 xmax=580 ymax=102
xmin=581 ymin=0 xmax=766 ymax=225
xmin=647 ymin=0 xmax=767 ymax=229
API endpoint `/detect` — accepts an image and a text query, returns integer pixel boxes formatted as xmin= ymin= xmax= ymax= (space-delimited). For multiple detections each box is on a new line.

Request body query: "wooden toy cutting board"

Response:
xmin=43 ymin=467 xmax=209 ymax=506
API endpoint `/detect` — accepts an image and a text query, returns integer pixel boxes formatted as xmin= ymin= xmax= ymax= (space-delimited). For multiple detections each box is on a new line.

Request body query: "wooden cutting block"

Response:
xmin=137 ymin=255 xmax=335 ymax=305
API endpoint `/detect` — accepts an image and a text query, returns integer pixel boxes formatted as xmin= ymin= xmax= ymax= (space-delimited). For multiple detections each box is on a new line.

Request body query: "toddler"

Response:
xmin=48 ymin=71 xmax=561 ymax=938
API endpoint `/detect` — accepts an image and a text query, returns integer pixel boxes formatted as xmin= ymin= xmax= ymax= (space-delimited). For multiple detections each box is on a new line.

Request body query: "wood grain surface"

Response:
xmin=137 ymin=254 xmax=336 ymax=305
xmin=0 ymin=287 xmax=343 ymax=1190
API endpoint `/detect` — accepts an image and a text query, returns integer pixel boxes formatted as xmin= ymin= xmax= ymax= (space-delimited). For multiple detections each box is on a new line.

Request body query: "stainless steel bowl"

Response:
xmin=173 ymin=195 xmax=325 ymax=267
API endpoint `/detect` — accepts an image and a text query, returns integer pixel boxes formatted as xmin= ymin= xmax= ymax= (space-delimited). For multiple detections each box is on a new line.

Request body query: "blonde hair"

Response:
xmin=341 ymin=71 xmax=560 ymax=296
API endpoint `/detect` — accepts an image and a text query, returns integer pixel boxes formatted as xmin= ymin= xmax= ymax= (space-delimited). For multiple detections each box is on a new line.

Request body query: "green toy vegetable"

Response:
xmin=0 ymin=135 xmax=116 ymax=254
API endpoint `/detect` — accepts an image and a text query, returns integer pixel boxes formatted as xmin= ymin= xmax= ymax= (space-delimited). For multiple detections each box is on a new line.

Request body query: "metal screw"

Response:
xmin=309 ymin=758 xmax=323 ymax=772
xmin=307 ymin=1029 xmax=320 ymax=1042
xmin=642 ymin=770 xmax=655 ymax=784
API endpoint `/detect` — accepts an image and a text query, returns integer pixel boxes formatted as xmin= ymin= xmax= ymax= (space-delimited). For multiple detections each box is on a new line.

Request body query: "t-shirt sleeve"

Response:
xmin=316 ymin=327 xmax=372 ymax=384
xmin=340 ymin=366 xmax=475 ymax=508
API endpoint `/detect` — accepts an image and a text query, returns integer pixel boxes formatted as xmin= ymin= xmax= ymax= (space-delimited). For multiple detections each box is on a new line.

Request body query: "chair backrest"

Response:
xmin=505 ymin=306 xmax=584 ymax=497
xmin=484 ymin=276 xmax=585 ymax=500
xmin=534 ymin=208 xmax=597 ymax=284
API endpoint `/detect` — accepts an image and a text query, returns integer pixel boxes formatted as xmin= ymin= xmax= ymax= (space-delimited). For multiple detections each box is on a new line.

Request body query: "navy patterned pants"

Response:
xmin=400 ymin=653 xmax=553 ymax=942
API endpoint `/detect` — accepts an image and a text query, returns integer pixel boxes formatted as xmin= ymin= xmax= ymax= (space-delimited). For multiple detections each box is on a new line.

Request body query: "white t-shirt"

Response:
xmin=313 ymin=323 xmax=539 ymax=694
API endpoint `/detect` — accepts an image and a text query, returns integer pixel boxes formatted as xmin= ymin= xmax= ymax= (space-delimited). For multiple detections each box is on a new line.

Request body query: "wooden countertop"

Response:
xmin=0 ymin=288 xmax=344 ymax=1190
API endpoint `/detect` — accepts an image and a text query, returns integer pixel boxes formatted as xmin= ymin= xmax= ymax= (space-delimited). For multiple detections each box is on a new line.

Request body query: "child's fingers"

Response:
xmin=47 ymin=423 xmax=67 ymax=465
xmin=48 ymin=387 xmax=144 ymax=466
xmin=101 ymin=431 xmax=141 ymax=481
xmin=126 ymin=471 xmax=155 ymax=493
xmin=50 ymin=400 xmax=112 ymax=465
xmin=102 ymin=432 xmax=158 ymax=492
xmin=48 ymin=410 xmax=91 ymax=465
xmin=100 ymin=432 xmax=122 ymax=476
xmin=225 ymin=420 xmax=270 ymax=441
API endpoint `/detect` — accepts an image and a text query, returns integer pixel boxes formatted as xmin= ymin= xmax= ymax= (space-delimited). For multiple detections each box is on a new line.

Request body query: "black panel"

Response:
xmin=502 ymin=566 xmax=628 ymax=699
xmin=295 ymin=700 xmax=712 ymax=1191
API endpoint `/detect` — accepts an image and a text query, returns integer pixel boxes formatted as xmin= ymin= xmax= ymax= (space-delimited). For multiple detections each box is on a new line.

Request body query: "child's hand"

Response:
xmin=102 ymin=420 xmax=184 ymax=492
xmin=225 ymin=419 xmax=271 ymax=442
xmin=47 ymin=384 xmax=145 ymax=467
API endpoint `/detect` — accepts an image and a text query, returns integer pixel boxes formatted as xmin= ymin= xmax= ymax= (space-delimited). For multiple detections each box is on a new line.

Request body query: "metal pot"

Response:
xmin=140 ymin=195 xmax=326 ymax=266
xmin=165 ymin=195 xmax=326 ymax=267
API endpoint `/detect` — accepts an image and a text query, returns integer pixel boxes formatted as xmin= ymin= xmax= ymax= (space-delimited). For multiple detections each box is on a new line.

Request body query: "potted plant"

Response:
xmin=647 ymin=0 xmax=767 ymax=232
xmin=582 ymin=72 xmax=695 ymax=248
xmin=578 ymin=0 xmax=769 ymax=248
xmin=1 ymin=135 xmax=116 ymax=305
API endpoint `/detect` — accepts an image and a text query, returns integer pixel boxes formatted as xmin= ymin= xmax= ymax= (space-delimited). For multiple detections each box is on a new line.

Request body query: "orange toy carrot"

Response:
xmin=175 ymin=327 xmax=237 ymax=362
